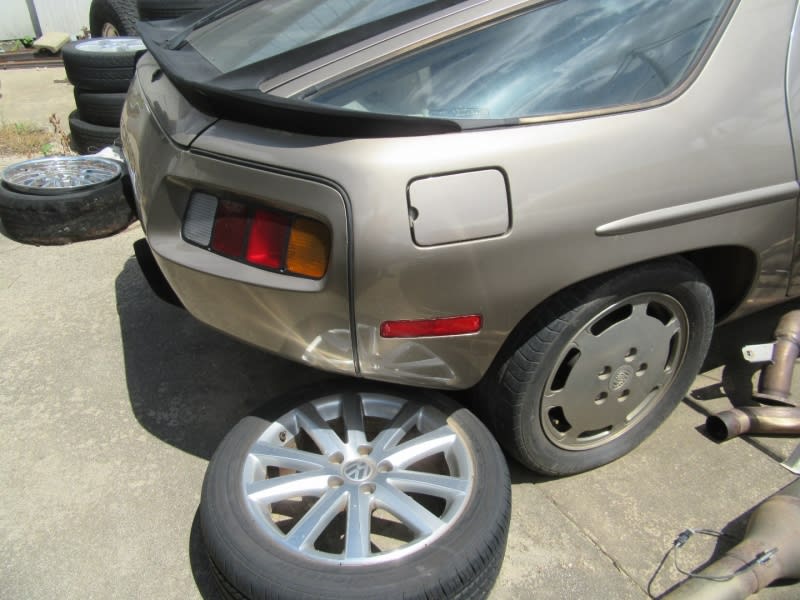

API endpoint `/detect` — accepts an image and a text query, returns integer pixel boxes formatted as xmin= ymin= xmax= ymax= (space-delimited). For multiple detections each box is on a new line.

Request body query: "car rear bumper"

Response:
xmin=120 ymin=74 xmax=356 ymax=377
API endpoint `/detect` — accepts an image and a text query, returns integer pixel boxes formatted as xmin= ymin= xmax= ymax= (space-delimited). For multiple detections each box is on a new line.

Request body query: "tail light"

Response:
xmin=182 ymin=192 xmax=331 ymax=279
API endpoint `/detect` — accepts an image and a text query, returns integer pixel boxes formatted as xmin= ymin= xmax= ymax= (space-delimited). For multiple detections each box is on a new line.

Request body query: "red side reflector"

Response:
xmin=211 ymin=200 xmax=248 ymax=258
xmin=246 ymin=210 xmax=290 ymax=269
xmin=380 ymin=315 xmax=482 ymax=338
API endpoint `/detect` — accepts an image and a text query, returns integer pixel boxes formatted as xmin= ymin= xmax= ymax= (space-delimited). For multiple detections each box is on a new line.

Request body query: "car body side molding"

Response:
xmin=595 ymin=181 xmax=799 ymax=236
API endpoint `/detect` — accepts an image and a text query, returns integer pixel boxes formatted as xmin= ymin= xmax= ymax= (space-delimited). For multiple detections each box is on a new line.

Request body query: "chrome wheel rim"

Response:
xmin=101 ymin=23 xmax=120 ymax=37
xmin=541 ymin=293 xmax=689 ymax=450
xmin=2 ymin=157 xmax=122 ymax=195
xmin=75 ymin=37 xmax=145 ymax=53
xmin=241 ymin=392 xmax=475 ymax=566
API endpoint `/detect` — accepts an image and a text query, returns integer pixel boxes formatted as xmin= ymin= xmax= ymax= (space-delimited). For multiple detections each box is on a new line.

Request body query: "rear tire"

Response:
xmin=478 ymin=258 xmax=714 ymax=476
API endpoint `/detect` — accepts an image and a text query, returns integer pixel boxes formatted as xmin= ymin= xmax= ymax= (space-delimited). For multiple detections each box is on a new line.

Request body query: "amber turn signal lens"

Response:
xmin=286 ymin=217 xmax=331 ymax=279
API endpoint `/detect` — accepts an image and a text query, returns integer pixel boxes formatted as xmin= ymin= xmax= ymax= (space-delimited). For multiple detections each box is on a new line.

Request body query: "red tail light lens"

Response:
xmin=246 ymin=210 xmax=290 ymax=269
xmin=380 ymin=315 xmax=483 ymax=338
xmin=183 ymin=194 xmax=330 ymax=279
xmin=211 ymin=200 xmax=248 ymax=258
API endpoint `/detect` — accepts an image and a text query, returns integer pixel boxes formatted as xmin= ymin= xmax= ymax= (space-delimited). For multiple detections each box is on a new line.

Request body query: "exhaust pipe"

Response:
xmin=755 ymin=310 xmax=800 ymax=405
xmin=706 ymin=407 xmax=800 ymax=442
xmin=664 ymin=478 xmax=800 ymax=600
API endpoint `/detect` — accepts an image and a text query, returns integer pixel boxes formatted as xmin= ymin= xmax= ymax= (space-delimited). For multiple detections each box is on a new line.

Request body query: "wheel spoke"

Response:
xmin=385 ymin=470 xmax=469 ymax=501
xmin=341 ymin=393 xmax=368 ymax=448
xmin=380 ymin=426 xmax=457 ymax=469
xmin=295 ymin=404 xmax=346 ymax=455
xmin=250 ymin=443 xmax=329 ymax=471
xmin=284 ymin=488 xmax=347 ymax=552
xmin=374 ymin=484 xmax=443 ymax=537
xmin=370 ymin=402 xmax=420 ymax=453
xmin=344 ymin=490 xmax=373 ymax=560
xmin=247 ymin=472 xmax=331 ymax=504
xmin=239 ymin=394 xmax=477 ymax=565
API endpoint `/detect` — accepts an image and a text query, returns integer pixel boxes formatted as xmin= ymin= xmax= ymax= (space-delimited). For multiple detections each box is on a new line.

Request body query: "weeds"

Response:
xmin=48 ymin=113 xmax=72 ymax=155
xmin=0 ymin=114 xmax=73 ymax=157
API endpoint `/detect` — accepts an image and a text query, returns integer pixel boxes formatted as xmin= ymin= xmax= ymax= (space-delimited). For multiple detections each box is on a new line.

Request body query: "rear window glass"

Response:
xmin=303 ymin=0 xmax=732 ymax=120
xmin=188 ymin=0 xmax=447 ymax=73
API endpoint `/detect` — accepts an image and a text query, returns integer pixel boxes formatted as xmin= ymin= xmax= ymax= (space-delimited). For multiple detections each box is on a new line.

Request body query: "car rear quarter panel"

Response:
xmin=193 ymin=0 xmax=798 ymax=389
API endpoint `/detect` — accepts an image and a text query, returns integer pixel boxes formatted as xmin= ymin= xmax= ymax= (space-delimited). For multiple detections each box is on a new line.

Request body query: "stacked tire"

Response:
xmin=89 ymin=0 xmax=228 ymax=37
xmin=0 ymin=156 xmax=135 ymax=245
xmin=136 ymin=0 xmax=226 ymax=21
xmin=90 ymin=0 xmax=139 ymax=37
xmin=63 ymin=37 xmax=145 ymax=155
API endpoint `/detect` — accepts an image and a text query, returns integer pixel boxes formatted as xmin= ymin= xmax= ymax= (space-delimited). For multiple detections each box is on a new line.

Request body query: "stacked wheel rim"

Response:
xmin=0 ymin=156 xmax=135 ymax=245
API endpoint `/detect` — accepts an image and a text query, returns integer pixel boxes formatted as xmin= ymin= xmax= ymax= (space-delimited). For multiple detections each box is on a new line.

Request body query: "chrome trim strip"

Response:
xmin=595 ymin=182 xmax=799 ymax=236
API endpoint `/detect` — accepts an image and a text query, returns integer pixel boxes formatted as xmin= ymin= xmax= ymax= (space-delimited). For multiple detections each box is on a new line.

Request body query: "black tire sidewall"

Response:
xmin=201 ymin=384 xmax=510 ymax=600
xmin=90 ymin=0 xmax=139 ymax=37
xmin=74 ymin=90 xmax=127 ymax=127
xmin=0 ymin=176 xmax=134 ymax=245
xmin=62 ymin=39 xmax=141 ymax=92
xmin=496 ymin=259 xmax=714 ymax=475
xmin=69 ymin=110 xmax=121 ymax=154
xmin=137 ymin=0 xmax=223 ymax=20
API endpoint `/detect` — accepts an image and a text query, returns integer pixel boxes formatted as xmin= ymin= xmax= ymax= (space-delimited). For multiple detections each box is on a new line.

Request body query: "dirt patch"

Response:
xmin=0 ymin=114 xmax=73 ymax=160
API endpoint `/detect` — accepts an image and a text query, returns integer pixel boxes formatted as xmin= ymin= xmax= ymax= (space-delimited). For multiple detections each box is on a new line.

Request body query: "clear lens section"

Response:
xmin=183 ymin=192 xmax=218 ymax=247
xmin=305 ymin=0 xmax=731 ymax=120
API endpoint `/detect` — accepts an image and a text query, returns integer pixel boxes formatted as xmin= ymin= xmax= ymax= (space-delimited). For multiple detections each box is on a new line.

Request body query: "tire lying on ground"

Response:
xmin=0 ymin=157 xmax=135 ymax=245
xmin=69 ymin=111 xmax=121 ymax=155
xmin=90 ymin=0 xmax=139 ymax=37
xmin=62 ymin=37 xmax=146 ymax=93
xmin=201 ymin=385 xmax=511 ymax=600
xmin=137 ymin=0 xmax=226 ymax=20
xmin=74 ymin=90 xmax=127 ymax=127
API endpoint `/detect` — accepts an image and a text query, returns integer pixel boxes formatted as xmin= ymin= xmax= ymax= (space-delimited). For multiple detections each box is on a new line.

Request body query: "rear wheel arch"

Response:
xmin=490 ymin=245 xmax=756 ymax=376
xmin=680 ymin=245 xmax=757 ymax=321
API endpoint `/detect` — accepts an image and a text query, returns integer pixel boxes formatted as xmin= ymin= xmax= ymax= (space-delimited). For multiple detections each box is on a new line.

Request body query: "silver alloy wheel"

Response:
xmin=2 ymin=157 xmax=122 ymax=195
xmin=75 ymin=37 xmax=146 ymax=53
xmin=542 ymin=292 xmax=689 ymax=450
xmin=241 ymin=392 xmax=475 ymax=566
xmin=101 ymin=22 xmax=121 ymax=37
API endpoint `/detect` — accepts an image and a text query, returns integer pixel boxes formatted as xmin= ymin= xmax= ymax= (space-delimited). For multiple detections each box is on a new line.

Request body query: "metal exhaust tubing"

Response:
xmin=664 ymin=478 xmax=800 ymax=600
xmin=706 ymin=407 xmax=800 ymax=442
xmin=756 ymin=310 xmax=800 ymax=405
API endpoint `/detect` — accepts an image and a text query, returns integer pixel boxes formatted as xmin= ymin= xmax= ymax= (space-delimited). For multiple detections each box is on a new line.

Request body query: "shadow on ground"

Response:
xmin=115 ymin=257 xmax=341 ymax=461
xmin=115 ymin=254 xmax=800 ymax=598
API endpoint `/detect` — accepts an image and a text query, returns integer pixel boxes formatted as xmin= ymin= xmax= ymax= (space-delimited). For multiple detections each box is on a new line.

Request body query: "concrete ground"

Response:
xmin=1 ymin=68 xmax=799 ymax=600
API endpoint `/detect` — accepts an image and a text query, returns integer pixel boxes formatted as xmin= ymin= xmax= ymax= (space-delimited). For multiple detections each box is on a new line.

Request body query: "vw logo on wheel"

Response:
xmin=343 ymin=460 xmax=374 ymax=482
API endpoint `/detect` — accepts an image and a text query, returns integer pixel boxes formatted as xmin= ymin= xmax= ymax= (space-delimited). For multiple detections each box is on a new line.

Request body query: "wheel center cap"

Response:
xmin=610 ymin=365 xmax=634 ymax=392
xmin=343 ymin=459 xmax=375 ymax=482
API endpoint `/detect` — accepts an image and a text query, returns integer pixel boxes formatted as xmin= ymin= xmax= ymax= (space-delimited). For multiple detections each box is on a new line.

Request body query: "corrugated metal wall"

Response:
xmin=1 ymin=0 xmax=93 ymax=41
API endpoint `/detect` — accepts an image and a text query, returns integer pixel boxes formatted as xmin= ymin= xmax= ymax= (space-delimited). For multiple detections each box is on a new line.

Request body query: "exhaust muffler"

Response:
xmin=664 ymin=478 xmax=800 ymax=600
